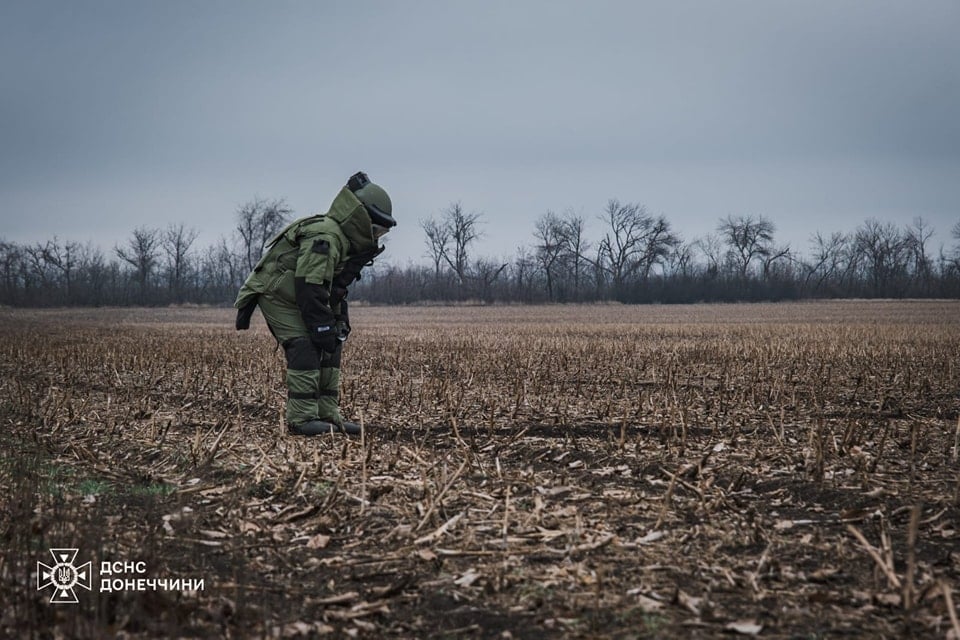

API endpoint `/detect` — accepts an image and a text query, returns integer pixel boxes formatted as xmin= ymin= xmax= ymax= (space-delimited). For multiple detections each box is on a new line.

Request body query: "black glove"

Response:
xmin=335 ymin=299 xmax=351 ymax=343
xmin=235 ymin=297 xmax=258 ymax=330
xmin=310 ymin=324 xmax=339 ymax=353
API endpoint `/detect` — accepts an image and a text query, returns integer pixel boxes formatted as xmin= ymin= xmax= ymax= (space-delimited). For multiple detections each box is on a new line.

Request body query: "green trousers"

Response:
xmin=257 ymin=295 xmax=342 ymax=427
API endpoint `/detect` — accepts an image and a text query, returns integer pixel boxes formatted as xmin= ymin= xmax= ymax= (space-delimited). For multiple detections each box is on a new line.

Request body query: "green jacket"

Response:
xmin=234 ymin=187 xmax=381 ymax=332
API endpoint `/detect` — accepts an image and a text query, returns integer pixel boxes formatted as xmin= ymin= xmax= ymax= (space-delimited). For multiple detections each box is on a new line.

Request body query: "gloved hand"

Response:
xmin=335 ymin=319 xmax=351 ymax=343
xmin=311 ymin=325 xmax=339 ymax=353
xmin=235 ymin=298 xmax=258 ymax=330
xmin=334 ymin=299 xmax=351 ymax=343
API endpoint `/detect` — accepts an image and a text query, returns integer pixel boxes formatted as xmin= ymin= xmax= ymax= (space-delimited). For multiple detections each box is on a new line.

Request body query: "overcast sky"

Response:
xmin=2 ymin=0 xmax=958 ymax=265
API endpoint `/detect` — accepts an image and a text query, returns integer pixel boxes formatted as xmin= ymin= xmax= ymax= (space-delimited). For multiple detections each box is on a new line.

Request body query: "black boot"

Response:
xmin=288 ymin=420 xmax=340 ymax=436
xmin=340 ymin=421 xmax=362 ymax=435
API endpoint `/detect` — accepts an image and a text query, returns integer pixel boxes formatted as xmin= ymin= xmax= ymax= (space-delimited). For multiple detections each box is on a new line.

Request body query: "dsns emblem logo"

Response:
xmin=37 ymin=548 xmax=92 ymax=604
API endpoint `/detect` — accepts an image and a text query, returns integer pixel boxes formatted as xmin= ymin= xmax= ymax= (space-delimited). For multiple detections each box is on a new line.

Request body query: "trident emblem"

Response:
xmin=37 ymin=548 xmax=92 ymax=604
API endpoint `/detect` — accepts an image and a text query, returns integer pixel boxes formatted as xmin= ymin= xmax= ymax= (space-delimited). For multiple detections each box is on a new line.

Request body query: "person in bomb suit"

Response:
xmin=234 ymin=172 xmax=395 ymax=435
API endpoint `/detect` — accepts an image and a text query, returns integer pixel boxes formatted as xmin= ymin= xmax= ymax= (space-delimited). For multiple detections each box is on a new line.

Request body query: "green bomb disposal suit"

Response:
xmin=234 ymin=172 xmax=394 ymax=435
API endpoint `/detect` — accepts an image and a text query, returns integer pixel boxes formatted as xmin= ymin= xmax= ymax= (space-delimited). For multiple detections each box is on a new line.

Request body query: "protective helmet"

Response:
xmin=347 ymin=172 xmax=396 ymax=228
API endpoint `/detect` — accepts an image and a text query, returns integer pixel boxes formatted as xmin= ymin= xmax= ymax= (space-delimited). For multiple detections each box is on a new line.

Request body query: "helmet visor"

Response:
xmin=365 ymin=202 xmax=397 ymax=228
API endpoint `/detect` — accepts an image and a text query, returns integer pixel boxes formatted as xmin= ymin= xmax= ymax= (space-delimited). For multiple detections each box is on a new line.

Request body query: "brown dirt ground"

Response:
xmin=1 ymin=301 xmax=959 ymax=639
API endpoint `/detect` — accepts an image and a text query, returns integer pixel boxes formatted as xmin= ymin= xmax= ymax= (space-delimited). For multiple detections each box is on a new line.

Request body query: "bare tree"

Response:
xmin=0 ymin=240 xmax=23 ymax=304
xmin=595 ymin=200 xmax=678 ymax=296
xmin=951 ymin=220 xmax=960 ymax=263
xmin=199 ymin=236 xmax=245 ymax=301
xmin=443 ymin=202 xmax=483 ymax=285
xmin=761 ymin=245 xmax=793 ymax=280
xmin=717 ymin=214 xmax=776 ymax=279
xmin=904 ymin=217 xmax=934 ymax=289
xmin=665 ymin=241 xmax=696 ymax=278
xmin=472 ymin=257 xmax=508 ymax=303
xmin=559 ymin=211 xmax=589 ymax=300
xmin=421 ymin=216 xmax=451 ymax=280
xmin=943 ymin=220 xmax=960 ymax=276
xmin=695 ymin=233 xmax=725 ymax=279
xmin=39 ymin=237 xmax=80 ymax=301
xmin=22 ymin=243 xmax=54 ymax=298
xmin=511 ymin=246 xmax=536 ymax=302
xmin=803 ymin=232 xmax=851 ymax=294
xmin=853 ymin=219 xmax=910 ymax=296
xmin=115 ymin=226 xmax=160 ymax=303
xmin=74 ymin=242 xmax=109 ymax=305
xmin=236 ymin=197 xmax=291 ymax=272
xmin=162 ymin=223 xmax=199 ymax=302
xmin=595 ymin=200 xmax=640 ymax=289
xmin=419 ymin=202 xmax=483 ymax=289
xmin=638 ymin=216 xmax=679 ymax=281
xmin=533 ymin=211 xmax=566 ymax=301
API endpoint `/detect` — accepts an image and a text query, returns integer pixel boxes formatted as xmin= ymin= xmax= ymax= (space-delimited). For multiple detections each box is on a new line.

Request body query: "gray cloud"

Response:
xmin=2 ymin=0 xmax=958 ymax=262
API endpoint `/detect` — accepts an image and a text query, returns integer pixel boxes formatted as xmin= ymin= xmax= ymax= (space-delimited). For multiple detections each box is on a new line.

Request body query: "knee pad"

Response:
xmin=282 ymin=337 xmax=319 ymax=371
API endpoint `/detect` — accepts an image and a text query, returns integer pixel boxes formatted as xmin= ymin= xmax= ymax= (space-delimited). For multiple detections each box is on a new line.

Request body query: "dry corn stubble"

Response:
xmin=0 ymin=300 xmax=958 ymax=638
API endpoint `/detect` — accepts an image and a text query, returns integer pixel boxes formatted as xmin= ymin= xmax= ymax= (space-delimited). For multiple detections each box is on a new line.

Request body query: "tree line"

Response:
xmin=357 ymin=203 xmax=960 ymax=303
xmin=2 ymin=197 xmax=959 ymax=307
xmin=0 ymin=197 xmax=289 ymax=307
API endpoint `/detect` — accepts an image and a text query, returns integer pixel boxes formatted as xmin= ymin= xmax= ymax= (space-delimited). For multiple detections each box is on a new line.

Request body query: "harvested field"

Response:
xmin=1 ymin=300 xmax=959 ymax=639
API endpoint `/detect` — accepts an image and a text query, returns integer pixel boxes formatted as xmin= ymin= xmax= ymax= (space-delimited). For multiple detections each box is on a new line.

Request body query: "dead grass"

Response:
xmin=1 ymin=300 xmax=959 ymax=638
